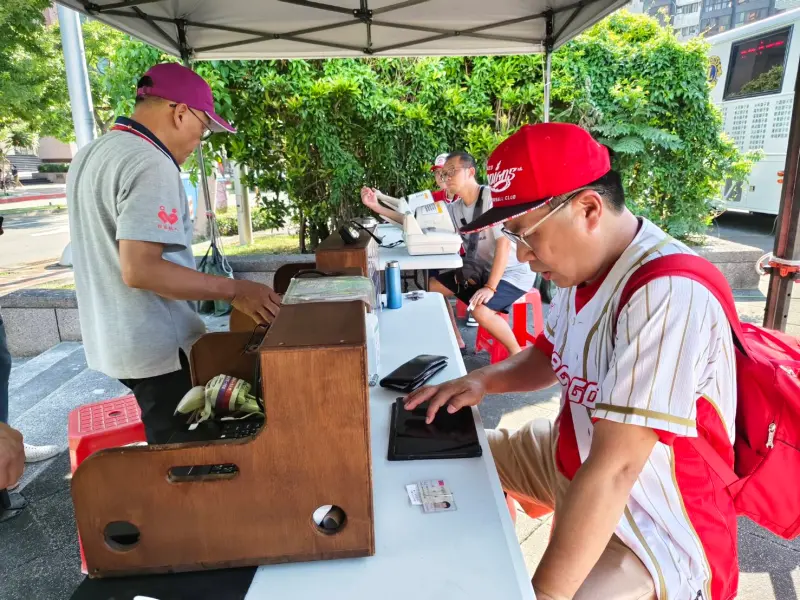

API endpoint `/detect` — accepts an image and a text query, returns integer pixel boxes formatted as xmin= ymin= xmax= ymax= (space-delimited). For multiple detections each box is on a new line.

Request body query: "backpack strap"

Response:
xmin=691 ymin=436 xmax=739 ymax=487
xmin=616 ymin=253 xmax=750 ymax=357
xmin=615 ymin=253 xmax=745 ymax=486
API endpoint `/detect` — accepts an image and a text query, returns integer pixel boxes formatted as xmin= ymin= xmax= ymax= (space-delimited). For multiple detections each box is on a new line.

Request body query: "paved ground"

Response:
xmin=0 ymin=183 xmax=66 ymax=205
xmin=0 ymin=213 xmax=70 ymax=271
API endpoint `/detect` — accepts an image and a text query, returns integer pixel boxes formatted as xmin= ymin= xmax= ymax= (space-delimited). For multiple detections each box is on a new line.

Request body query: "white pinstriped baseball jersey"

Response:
xmin=543 ymin=218 xmax=739 ymax=600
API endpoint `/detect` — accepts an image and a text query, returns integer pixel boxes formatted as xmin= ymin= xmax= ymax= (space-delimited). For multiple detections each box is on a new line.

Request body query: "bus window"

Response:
xmin=723 ymin=26 xmax=791 ymax=100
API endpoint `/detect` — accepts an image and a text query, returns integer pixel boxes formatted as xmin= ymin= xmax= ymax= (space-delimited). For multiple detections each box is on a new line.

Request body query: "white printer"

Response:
xmin=375 ymin=190 xmax=463 ymax=255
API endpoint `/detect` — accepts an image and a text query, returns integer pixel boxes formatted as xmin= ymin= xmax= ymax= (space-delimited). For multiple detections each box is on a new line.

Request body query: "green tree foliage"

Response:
xmin=98 ymin=11 xmax=758 ymax=249
xmin=0 ymin=0 xmax=72 ymax=140
xmin=78 ymin=19 xmax=127 ymax=134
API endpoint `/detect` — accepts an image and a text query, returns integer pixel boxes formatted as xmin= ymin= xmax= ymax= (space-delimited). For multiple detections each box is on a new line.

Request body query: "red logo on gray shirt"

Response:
xmin=158 ymin=206 xmax=179 ymax=231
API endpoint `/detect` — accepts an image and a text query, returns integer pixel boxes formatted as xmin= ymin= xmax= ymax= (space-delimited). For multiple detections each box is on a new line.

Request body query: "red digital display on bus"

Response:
xmin=740 ymin=39 xmax=786 ymax=57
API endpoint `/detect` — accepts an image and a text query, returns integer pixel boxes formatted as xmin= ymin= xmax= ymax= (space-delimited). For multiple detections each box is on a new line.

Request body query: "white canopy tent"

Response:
xmin=53 ymin=0 xmax=800 ymax=331
xmin=55 ymin=0 xmax=626 ymax=60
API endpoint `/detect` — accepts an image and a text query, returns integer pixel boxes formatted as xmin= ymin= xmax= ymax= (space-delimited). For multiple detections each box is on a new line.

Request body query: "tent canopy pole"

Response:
xmin=764 ymin=52 xmax=800 ymax=331
xmin=543 ymin=10 xmax=554 ymax=123
xmin=178 ymin=22 xmax=214 ymax=239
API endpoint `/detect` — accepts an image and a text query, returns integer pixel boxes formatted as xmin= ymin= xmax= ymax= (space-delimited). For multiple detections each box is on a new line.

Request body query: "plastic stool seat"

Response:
xmin=68 ymin=395 xmax=146 ymax=575
xmin=68 ymin=395 xmax=146 ymax=472
xmin=474 ymin=289 xmax=544 ymax=364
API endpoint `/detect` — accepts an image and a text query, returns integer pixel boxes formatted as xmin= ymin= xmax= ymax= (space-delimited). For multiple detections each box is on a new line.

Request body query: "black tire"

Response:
xmin=535 ymin=273 xmax=557 ymax=304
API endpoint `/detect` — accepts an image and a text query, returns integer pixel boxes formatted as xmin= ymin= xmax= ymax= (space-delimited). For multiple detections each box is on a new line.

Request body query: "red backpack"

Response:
xmin=617 ymin=254 xmax=800 ymax=540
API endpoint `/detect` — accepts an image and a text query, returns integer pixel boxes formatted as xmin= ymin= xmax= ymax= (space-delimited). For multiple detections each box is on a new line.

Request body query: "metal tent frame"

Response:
xmin=58 ymin=0 xmax=624 ymax=59
xmin=55 ymin=0 xmax=800 ymax=331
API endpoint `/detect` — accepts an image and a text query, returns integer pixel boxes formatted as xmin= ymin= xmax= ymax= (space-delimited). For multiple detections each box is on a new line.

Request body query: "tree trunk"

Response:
xmin=299 ymin=209 xmax=307 ymax=254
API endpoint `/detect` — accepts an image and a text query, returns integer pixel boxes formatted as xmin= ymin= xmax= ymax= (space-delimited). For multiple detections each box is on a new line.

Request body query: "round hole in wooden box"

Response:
xmin=312 ymin=505 xmax=347 ymax=535
xmin=104 ymin=521 xmax=140 ymax=551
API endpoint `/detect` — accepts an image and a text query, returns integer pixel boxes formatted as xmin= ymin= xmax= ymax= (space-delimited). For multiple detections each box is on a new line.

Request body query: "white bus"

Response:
xmin=708 ymin=8 xmax=800 ymax=214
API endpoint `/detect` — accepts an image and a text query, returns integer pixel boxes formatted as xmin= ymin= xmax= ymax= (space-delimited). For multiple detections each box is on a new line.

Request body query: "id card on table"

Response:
xmin=406 ymin=479 xmax=457 ymax=513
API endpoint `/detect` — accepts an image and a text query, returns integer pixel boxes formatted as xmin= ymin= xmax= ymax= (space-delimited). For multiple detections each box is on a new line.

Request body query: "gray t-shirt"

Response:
xmin=67 ymin=128 xmax=206 ymax=379
xmin=446 ymin=186 xmax=535 ymax=291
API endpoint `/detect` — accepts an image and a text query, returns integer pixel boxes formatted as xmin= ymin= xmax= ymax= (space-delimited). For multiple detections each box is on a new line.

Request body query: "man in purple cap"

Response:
xmin=405 ymin=124 xmax=739 ymax=600
xmin=67 ymin=63 xmax=281 ymax=444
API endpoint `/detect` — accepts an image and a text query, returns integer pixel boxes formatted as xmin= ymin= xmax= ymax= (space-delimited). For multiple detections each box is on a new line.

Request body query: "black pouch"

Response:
xmin=379 ymin=354 xmax=448 ymax=393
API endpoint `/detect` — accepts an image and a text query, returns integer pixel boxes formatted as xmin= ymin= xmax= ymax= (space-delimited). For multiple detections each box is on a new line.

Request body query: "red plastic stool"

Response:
xmin=68 ymin=395 xmax=146 ymax=472
xmin=456 ymin=299 xmax=468 ymax=319
xmin=68 ymin=395 xmax=146 ymax=573
xmin=474 ymin=289 xmax=544 ymax=364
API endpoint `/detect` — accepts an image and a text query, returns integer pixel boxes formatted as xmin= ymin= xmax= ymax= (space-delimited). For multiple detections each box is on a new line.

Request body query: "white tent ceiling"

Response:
xmin=55 ymin=0 xmax=628 ymax=60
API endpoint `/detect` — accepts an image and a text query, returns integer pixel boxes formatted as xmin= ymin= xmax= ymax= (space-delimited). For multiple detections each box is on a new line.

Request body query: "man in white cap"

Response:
xmin=67 ymin=63 xmax=281 ymax=443
xmin=429 ymin=152 xmax=458 ymax=204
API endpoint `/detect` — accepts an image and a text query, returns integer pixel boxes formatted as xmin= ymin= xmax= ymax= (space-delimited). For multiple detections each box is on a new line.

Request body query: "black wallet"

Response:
xmin=379 ymin=354 xmax=448 ymax=393
xmin=388 ymin=398 xmax=482 ymax=461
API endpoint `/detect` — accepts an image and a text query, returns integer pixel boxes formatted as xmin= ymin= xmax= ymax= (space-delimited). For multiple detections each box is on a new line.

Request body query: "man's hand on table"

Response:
xmin=404 ymin=372 xmax=489 ymax=424
xmin=0 ymin=423 xmax=24 ymax=490
xmin=231 ymin=280 xmax=282 ymax=326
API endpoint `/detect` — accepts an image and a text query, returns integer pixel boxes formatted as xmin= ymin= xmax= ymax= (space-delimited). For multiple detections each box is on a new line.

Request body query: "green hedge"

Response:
xmin=38 ymin=163 xmax=69 ymax=173
xmin=216 ymin=208 xmax=273 ymax=236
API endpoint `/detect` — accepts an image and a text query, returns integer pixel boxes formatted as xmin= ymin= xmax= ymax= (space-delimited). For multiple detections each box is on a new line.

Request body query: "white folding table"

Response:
xmin=375 ymin=224 xmax=462 ymax=291
xmin=246 ymin=292 xmax=534 ymax=600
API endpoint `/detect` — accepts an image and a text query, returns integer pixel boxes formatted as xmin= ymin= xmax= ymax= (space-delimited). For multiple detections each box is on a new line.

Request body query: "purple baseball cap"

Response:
xmin=137 ymin=63 xmax=236 ymax=133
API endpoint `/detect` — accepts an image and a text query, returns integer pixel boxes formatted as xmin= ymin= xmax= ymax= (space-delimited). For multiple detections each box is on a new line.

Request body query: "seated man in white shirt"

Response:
xmin=361 ymin=151 xmax=534 ymax=356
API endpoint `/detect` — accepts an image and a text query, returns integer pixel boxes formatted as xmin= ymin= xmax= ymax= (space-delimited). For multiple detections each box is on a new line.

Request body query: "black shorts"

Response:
xmin=434 ymin=270 xmax=527 ymax=314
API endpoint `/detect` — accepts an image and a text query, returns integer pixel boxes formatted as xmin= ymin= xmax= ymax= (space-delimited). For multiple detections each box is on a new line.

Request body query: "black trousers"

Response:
xmin=119 ymin=351 xmax=193 ymax=444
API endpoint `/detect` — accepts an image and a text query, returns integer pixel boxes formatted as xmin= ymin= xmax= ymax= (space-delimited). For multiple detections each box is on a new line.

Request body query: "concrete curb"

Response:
xmin=219 ymin=253 xmax=313 ymax=286
xmin=0 ymin=206 xmax=67 ymax=217
xmin=0 ymin=192 xmax=66 ymax=205
xmin=693 ymin=236 xmax=763 ymax=290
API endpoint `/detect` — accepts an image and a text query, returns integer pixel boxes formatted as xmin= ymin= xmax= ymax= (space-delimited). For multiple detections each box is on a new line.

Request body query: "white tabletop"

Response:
xmin=246 ymin=292 xmax=534 ymax=600
xmin=376 ymin=223 xmax=463 ymax=272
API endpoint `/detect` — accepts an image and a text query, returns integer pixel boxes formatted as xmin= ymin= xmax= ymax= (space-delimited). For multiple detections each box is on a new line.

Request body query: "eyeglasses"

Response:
xmin=500 ymin=190 xmax=584 ymax=251
xmin=441 ymin=167 xmax=467 ymax=179
xmin=170 ymin=103 xmax=213 ymax=140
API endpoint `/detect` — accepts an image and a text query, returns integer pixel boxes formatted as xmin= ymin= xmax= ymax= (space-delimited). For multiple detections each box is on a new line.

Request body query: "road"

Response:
xmin=0 ymin=212 xmax=70 ymax=270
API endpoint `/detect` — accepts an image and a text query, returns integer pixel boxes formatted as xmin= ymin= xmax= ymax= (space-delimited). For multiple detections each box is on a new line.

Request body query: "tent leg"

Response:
xmin=543 ymin=9 xmax=554 ymax=125
xmin=234 ymin=162 xmax=253 ymax=246
xmin=182 ymin=56 xmax=214 ymax=241
xmin=543 ymin=50 xmax=552 ymax=124
xmin=763 ymin=54 xmax=800 ymax=331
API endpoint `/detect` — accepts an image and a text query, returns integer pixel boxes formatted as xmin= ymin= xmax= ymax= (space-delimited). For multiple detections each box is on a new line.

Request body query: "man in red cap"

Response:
xmin=405 ymin=123 xmax=738 ymax=600
xmin=67 ymin=63 xmax=281 ymax=443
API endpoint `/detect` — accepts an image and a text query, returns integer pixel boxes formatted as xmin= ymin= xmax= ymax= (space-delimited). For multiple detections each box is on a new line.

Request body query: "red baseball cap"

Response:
xmin=461 ymin=123 xmax=610 ymax=233
xmin=137 ymin=63 xmax=236 ymax=134
xmin=430 ymin=153 xmax=449 ymax=171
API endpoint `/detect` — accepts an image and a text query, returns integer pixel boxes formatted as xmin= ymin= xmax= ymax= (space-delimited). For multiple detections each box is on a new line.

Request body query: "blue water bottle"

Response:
xmin=385 ymin=260 xmax=403 ymax=309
